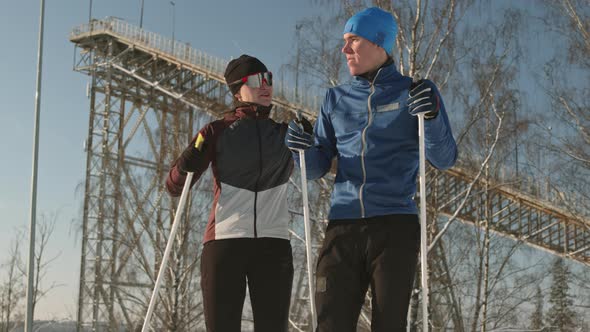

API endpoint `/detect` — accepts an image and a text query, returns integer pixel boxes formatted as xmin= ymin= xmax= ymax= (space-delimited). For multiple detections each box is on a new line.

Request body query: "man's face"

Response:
xmin=342 ymin=33 xmax=387 ymax=76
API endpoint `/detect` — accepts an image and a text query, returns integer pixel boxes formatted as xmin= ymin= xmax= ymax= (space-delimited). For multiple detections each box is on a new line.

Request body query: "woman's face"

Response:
xmin=235 ymin=72 xmax=273 ymax=106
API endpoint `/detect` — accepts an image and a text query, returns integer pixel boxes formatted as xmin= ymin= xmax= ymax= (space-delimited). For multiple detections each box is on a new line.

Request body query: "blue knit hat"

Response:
xmin=343 ymin=7 xmax=398 ymax=54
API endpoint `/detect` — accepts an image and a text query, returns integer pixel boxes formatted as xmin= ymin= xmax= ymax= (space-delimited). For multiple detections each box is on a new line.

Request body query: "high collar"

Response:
xmin=352 ymin=58 xmax=401 ymax=86
xmin=232 ymin=103 xmax=273 ymax=119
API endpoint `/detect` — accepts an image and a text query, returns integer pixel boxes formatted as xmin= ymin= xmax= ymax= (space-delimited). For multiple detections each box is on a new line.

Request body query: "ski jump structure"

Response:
xmin=70 ymin=17 xmax=589 ymax=332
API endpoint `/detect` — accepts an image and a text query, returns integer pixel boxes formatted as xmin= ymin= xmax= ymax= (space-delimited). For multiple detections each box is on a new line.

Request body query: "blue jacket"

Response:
xmin=295 ymin=64 xmax=457 ymax=220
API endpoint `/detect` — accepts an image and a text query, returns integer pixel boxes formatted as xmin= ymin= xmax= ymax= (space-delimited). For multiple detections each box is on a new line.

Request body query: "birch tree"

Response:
xmin=0 ymin=240 xmax=24 ymax=332
xmin=535 ymin=0 xmax=589 ymax=215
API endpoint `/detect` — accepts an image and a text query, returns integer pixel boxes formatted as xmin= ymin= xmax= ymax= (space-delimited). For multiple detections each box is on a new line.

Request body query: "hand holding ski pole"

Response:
xmin=142 ymin=172 xmax=193 ymax=332
xmin=408 ymin=79 xmax=440 ymax=120
xmin=286 ymin=113 xmax=313 ymax=152
xmin=409 ymin=78 xmax=431 ymax=332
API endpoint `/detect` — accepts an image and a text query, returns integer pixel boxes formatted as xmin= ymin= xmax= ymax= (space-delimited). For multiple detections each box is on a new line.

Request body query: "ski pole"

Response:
xmin=142 ymin=172 xmax=194 ymax=332
xmin=418 ymin=112 xmax=429 ymax=332
xmin=296 ymin=112 xmax=317 ymax=332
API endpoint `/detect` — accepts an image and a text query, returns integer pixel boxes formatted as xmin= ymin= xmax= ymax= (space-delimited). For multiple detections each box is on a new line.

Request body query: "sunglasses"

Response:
xmin=230 ymin=72 xmax=273 ymax=88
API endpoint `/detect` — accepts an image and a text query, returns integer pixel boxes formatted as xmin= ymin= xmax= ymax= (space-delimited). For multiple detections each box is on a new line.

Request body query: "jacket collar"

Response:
xmin=232 ymin=103 xmax=273 ymax=119
xmin=351 ymin=60 xmax=402 ymax=87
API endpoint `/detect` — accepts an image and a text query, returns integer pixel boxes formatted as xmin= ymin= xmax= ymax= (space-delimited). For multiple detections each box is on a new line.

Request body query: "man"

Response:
xmin=285 ymin=7 xmax=457 ymax=332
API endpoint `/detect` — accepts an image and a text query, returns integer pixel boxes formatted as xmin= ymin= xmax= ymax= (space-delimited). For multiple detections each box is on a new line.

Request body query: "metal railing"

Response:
xmin=70 ymin=17 xmax=321 ymax=112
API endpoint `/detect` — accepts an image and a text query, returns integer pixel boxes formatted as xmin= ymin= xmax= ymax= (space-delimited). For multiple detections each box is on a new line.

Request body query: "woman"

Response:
xmin=166 ymin=55 xmax=294 ymax=332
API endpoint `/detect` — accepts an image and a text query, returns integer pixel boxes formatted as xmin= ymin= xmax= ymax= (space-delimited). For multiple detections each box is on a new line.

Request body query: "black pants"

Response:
xmin=200 ymin=238 xmax=294 ymax=332
xmin=315 ymin=214 xmax=420 ymax=332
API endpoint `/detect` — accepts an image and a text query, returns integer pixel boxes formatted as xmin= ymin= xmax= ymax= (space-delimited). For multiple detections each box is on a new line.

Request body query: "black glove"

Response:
xmin=285 ymin=116 xmax=313 ymax=152
xmin=177 ymin=136 xmax=207 ymax=173
xmin=408 ymin=79 xmax=439 ymax=120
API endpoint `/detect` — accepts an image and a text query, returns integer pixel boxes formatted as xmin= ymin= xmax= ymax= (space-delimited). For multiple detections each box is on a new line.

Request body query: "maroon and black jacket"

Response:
xmin=166 ymin=105 xmax=294 ymax=243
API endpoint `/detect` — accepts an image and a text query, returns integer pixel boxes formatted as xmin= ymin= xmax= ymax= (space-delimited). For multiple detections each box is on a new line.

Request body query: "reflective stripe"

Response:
xmin=376 ymin=102 xmax=400 ymax=112
xmin=359 ymin=69 xmax=382 ymax=218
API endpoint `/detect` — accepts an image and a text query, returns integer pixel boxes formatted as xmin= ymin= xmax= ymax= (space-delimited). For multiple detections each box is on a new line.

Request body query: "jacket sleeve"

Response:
xmin=424 ymin=82 xmax=458 ymax=170
xmin=292 ymin=90 xmax=337 ymax=180
xmin=166 ymin=124 xmax=214 ymax=197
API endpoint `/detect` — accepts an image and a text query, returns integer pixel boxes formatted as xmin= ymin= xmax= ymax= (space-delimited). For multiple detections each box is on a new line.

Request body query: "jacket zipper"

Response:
xmin=359 ymin=69 xmax=382 ymax=218
xmin=253 ymin=111 xmax=263 ymax=237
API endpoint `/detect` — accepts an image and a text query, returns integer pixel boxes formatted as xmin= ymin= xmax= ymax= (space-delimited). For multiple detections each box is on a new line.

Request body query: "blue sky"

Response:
xmin=0 ymin=0 xmax=319 ymax=320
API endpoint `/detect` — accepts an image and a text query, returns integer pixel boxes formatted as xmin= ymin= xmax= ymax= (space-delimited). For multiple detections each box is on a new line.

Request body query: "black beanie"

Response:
xmin=224 ymin=54 xmax=268 ymax=96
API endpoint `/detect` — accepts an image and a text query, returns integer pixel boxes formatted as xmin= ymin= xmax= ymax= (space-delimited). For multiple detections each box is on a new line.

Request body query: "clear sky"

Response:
xmin=0 ymin=0 xmax=319 ymax=320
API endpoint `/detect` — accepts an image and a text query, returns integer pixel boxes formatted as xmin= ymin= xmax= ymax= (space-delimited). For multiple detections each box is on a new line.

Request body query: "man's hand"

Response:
xmin=286 ymin=116 xmax=313 ymax=152
xmin=408 ymin=79 xmax=439 ymax=120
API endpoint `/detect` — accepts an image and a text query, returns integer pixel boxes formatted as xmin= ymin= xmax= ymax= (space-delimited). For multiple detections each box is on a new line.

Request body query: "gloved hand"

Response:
xmin=177 ymin=134 xmax=207 ymax=173
xmin=286 ymin=116 xmax=313 ymax=152
xmin=408 ymin=79 xmax=439 ymax=120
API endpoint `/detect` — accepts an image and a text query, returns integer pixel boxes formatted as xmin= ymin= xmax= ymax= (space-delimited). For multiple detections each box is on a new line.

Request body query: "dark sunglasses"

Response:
xmin=230 ymin=72 xmax=273 ymax=88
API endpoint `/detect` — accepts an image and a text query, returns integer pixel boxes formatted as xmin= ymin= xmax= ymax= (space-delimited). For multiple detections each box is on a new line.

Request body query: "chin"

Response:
xmin=347 ymin=65 xmax=361 ymax=76
xmin=349 ymin=68 xmax=361 ymax=76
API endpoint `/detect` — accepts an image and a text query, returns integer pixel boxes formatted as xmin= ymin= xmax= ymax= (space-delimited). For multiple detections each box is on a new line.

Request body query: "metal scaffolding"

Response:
xmin=432 ymin=165 xmax=589 ymax=264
